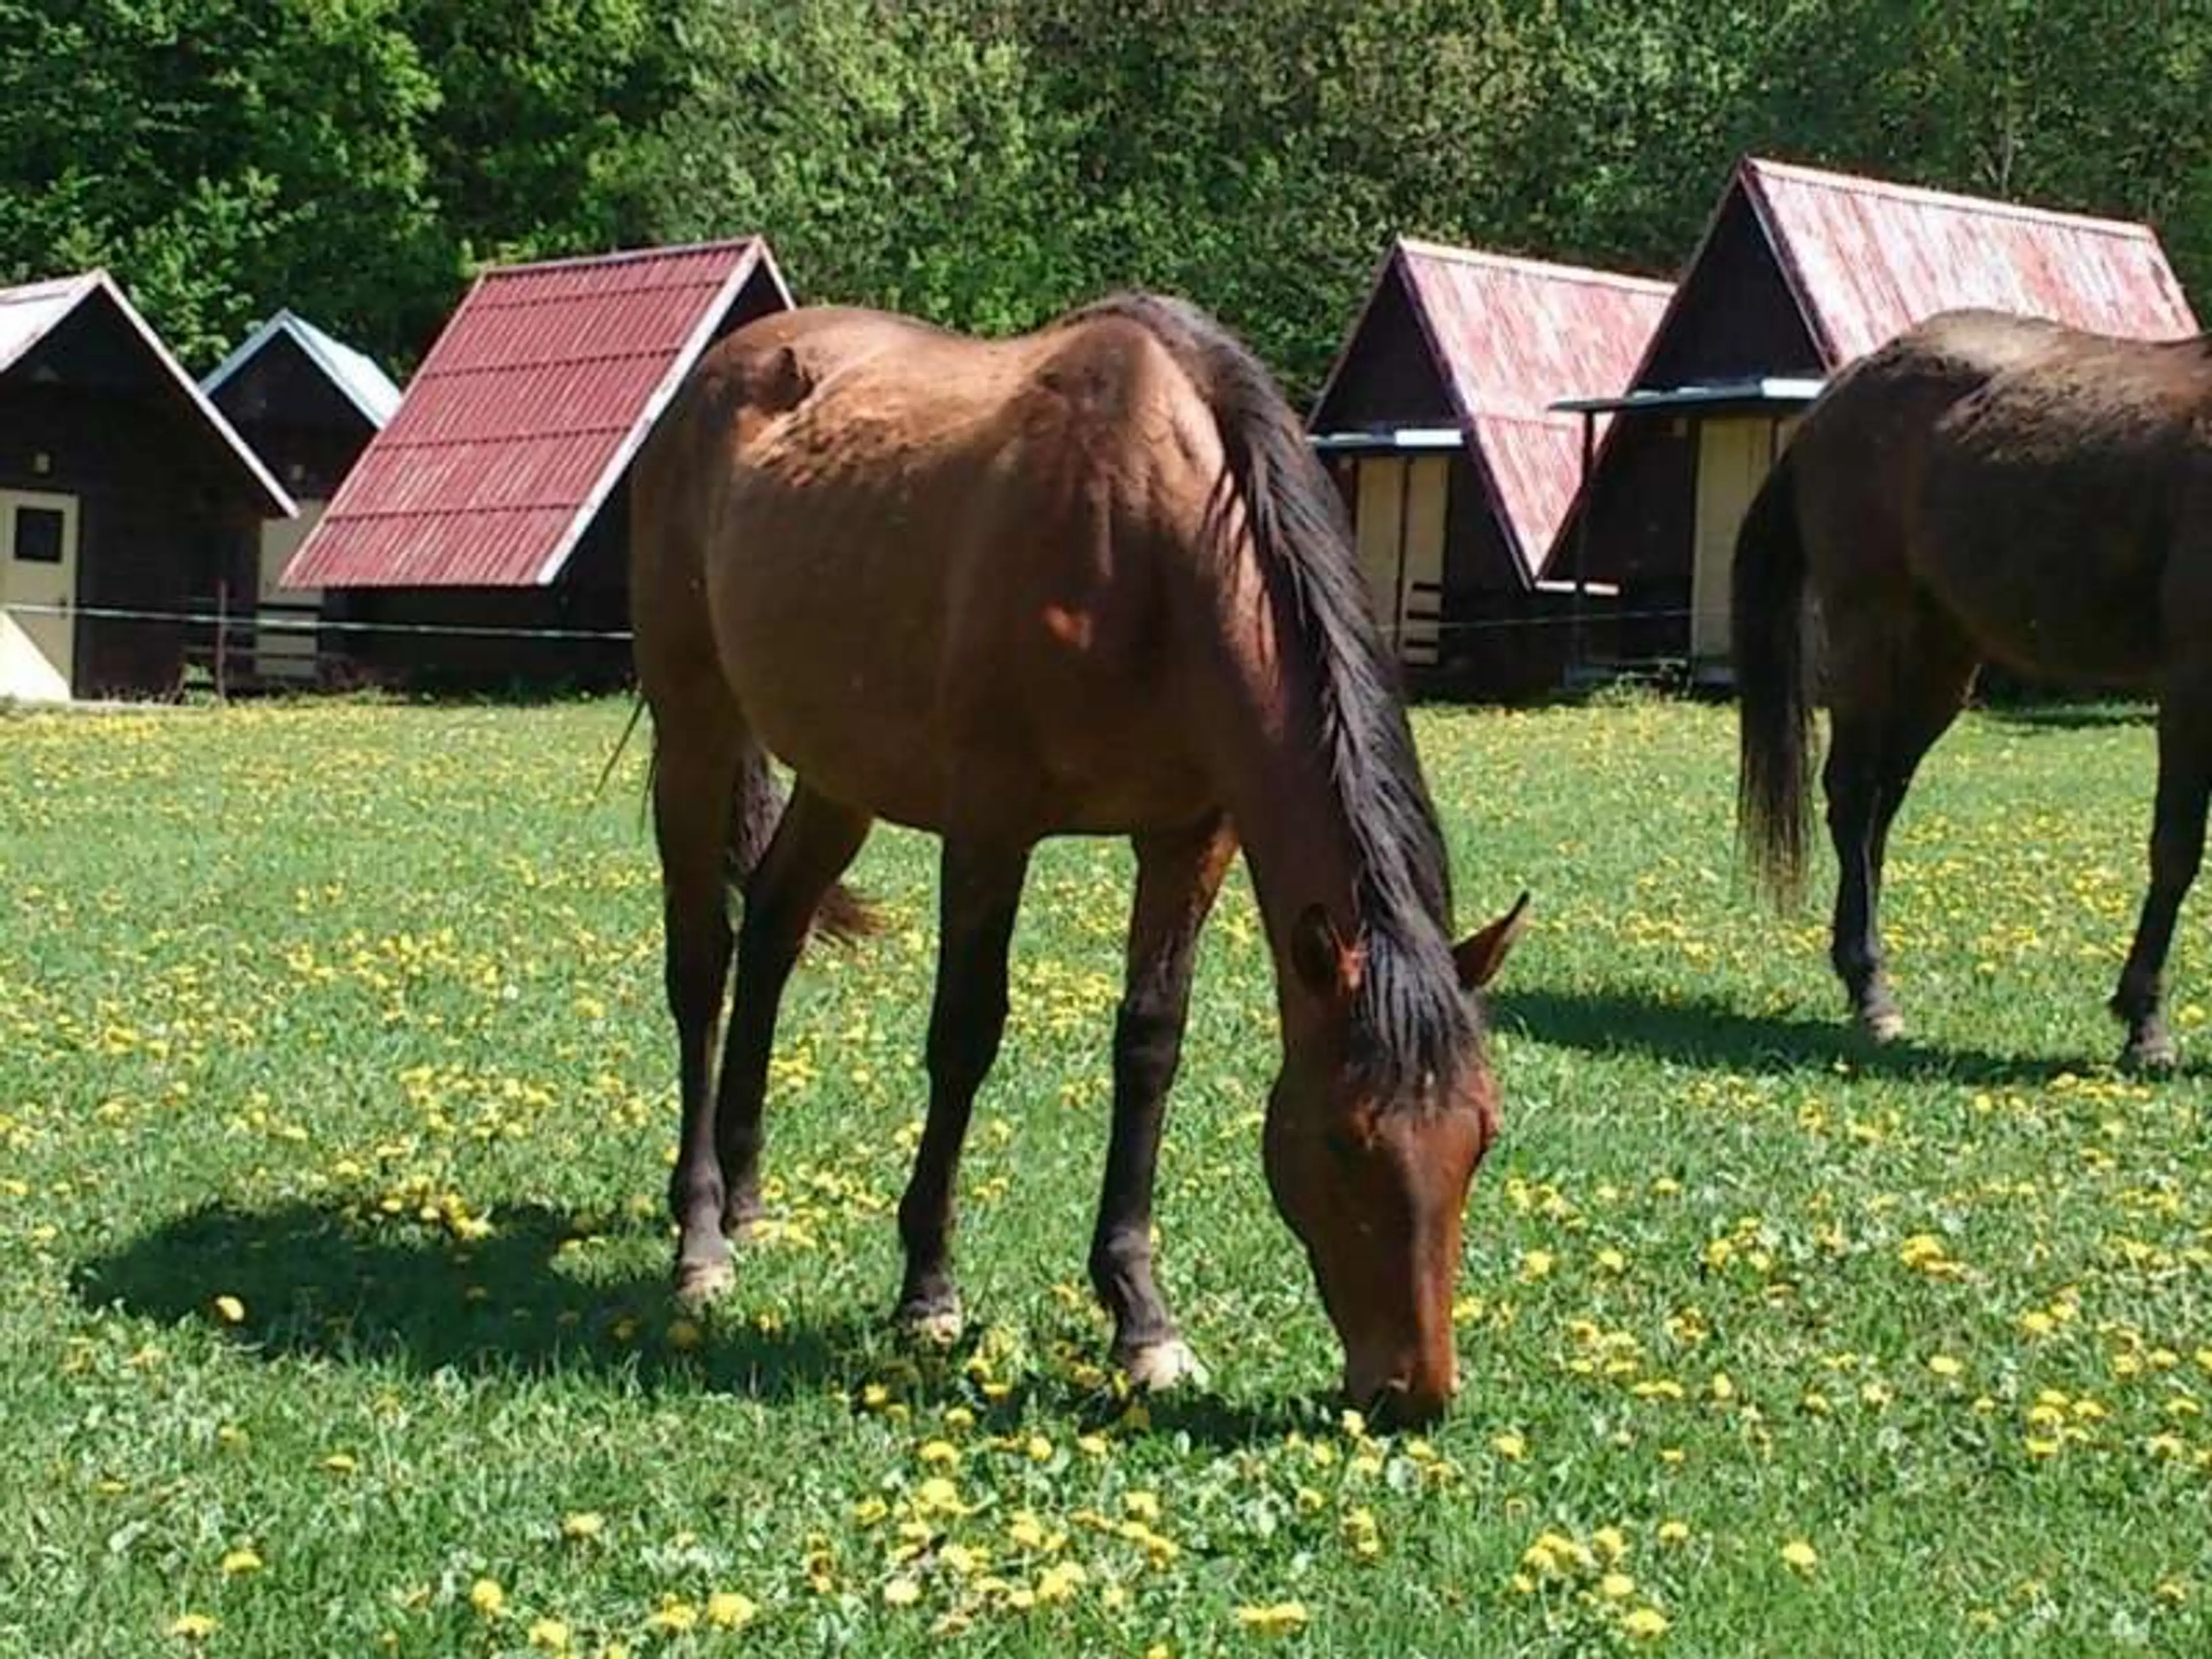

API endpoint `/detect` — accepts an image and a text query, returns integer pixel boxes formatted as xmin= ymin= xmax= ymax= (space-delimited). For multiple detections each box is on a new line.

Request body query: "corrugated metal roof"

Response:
xmin=1744 ymin=157 xmax=2200 ymax=362
xmin=1533 ymin=156 xmax=2200 ymax=588
xmin=284 ymin=238 xmax=789 ymax=589
xmin=201 ymin=308 xmax=404 ymax=429
xmin=0 ymin=270 xmax=296 ymax=517
xmin=1311 ymin=238 xmax=1672 ymax=582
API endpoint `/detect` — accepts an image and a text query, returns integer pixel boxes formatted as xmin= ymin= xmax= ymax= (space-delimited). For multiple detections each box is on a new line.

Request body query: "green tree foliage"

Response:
xmin=2 ymin=1 xmax=2209 ymax=388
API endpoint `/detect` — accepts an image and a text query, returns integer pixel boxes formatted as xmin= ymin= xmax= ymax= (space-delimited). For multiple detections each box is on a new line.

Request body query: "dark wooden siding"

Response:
xmin=1310 ymin=269 xmax=1454 ymax=430
xmin=0 ymin=382 xmax=257 ymax=697
xmin=1641 ymin=194 xmax=1824 ymax=385
xmin=211 ymin=333 xmax=378 ymax=501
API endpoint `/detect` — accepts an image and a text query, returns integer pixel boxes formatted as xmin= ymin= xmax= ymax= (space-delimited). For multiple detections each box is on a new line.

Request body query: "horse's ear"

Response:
xmin=1290 ymin=904 xmax=1363 ymax=1003
xmin=1453 ymin=890 xmax=1531 ymax=990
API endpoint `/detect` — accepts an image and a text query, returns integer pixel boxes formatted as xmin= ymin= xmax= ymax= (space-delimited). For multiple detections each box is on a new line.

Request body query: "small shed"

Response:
xmin=1307 ymin=238 xmax=1671 ymax=696
xmin=1546 ymin=157 xmax=2200 ymax=678
xmin=283 ymin=237 xmax=792 ymax=691
xmin=0 ymin=271 xmax=293 ymax=702
xmin=201 ymin=310 xmax=402 ymax=687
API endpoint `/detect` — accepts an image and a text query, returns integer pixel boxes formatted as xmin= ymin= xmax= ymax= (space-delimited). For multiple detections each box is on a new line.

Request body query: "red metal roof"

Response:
xmin=1743 ymin=157 xmax=2199 ymax=362
xmin=1311 ymin=238 xmax=1673 ymax=582
xmin=284 ymin=238 xmax=789 ymax=589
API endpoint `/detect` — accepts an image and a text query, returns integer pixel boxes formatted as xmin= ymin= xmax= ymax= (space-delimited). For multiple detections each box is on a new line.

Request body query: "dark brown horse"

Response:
xmin=1734 ymin=307 xmax=2211 ymax=1068
xmin=629 ymin=293 xmax=1528 ymax=1421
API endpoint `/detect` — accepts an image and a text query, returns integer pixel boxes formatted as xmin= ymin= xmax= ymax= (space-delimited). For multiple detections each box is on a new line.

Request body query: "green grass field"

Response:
xmin=4 ymin=694 xmax=2207 ymax=1657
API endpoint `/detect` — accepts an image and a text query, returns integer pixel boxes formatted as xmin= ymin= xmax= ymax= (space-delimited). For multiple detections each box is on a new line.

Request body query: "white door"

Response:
xmin=1400 ymin=456 xmax=1448 ymax=667
xmin=256 ymin=500 xmax=324 ymax=682
xmin=0 ymin=488 xmax=81 ymax=702
xmin=1353 ymin=456 xmax=1448 ymax=668
xmin=1691 ymin=420 xmax=1776 ymax=662
xmin=1355 ymin=457 xmax=1406 ymax=640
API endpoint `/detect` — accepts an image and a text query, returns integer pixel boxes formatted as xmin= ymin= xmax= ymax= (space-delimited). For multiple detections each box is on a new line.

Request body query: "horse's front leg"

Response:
xmin=892 ymin=838 xmax=1032 ymax=1342
xmin=2112 ymin=680 xmax=2212 ymax=1070
xmin=1089 ymin=816 xmax=1236 ymax=1390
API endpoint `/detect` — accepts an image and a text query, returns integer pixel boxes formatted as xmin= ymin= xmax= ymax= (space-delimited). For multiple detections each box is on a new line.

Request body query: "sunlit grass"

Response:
xmin=2 ymin=693 xmax=2205 ymax=1654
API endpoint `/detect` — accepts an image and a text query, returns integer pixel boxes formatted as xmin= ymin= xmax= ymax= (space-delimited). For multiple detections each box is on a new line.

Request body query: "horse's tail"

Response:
xmin=1731 ymin=446 xmax=1815 ymax=908
xmin=728 ymin=745 xmax=880 ymax=944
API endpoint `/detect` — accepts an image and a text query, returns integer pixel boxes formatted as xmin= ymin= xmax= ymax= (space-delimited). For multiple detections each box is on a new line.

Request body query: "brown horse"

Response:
xmin=628 ymin=293 xmax=1529 ymax=1421
xmin=1734 ymin=306 xmax=2212 ymax=1068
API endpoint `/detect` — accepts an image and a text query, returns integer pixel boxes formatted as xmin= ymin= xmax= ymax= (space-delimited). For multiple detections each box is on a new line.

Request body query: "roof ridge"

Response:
xmin=1744 ymin=156 xmax=2161 ymax=241
xmin=1396 ymin=236 xmax=1675 ymax=295
xmin=471 ymin=236 xmax=763 ymax=280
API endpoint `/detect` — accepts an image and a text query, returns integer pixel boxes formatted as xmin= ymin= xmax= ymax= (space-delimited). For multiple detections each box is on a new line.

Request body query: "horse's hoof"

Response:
xmin=2121 ymin=1035 xmax=2180 ymax=1074
xmin=895 ymin=1298 xmax=964 ymax=1348
xmin=1118 ymin=1337 xmax=1207 ymax=1393
xmin=672 ymin=1256 xmax=735 ymax=1308
xmin=1859 ymin=1007 xmax=1907 ymax=1044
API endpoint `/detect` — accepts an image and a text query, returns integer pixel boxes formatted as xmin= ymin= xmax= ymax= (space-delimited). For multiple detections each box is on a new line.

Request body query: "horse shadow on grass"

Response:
xmin=1490 ymin=987 xmax=2096 ymax=1086
xmin=71 ymin=1200 xmax=1320 ymax=1445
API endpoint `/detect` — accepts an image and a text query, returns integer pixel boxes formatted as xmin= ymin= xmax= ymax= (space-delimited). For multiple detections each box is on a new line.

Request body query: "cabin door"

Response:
xmin=1354 ymin=456 xmax=1447 ymax=668
xmin=255 ymin=501 xmax=324 ymax=683
xmin=0 ymin=488 xmax=81 ymax=702
xmin=1691 ymin=419 xmax=1777 ymax=662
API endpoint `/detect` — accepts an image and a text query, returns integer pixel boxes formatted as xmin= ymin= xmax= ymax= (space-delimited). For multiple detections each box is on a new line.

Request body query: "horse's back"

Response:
xmin=1790 ymin=310 xmax=2211 ymax=685
xmin=641 ymin=303 xmax=1226 ymax=835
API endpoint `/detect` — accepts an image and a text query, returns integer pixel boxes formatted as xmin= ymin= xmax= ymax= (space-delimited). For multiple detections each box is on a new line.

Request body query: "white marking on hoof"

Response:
xmin=672 ymin=1257 xmax=734 ymax=1309
xmin=1120 ymin=1338 xmax=1207 ymax=1393
xmin=1861 ymin=1007 xmax=1907 ymax=1044
xmin=896 ymin=1302 xmax=964 ymax=1348
xmin=2122 ymin=1036 xmax=2180 ymax=1074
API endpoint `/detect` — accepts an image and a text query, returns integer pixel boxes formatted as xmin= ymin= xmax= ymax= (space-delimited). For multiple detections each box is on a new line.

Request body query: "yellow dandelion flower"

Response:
xmin=468 ymin=1578 xmax=506 ymax=1618
xmin=1036 ymin=1562 xmax=1086 ymax=1604
xmin=1123 ymin=1490 xmax=1161 ymax=1522
xmin=1622 ymin=1606 xmax=1671 ymax=1640
xmin=1490 ymin=1431 xmax=1527 ymax=1461
xmin=1656 ymin=1520 xmax=1690 ymax=1546
xmin=1780 ymin=1540 xmax=1818 ymax=1573
xmin=1591 ymin=1526 xmax=1629 ymax=1563
xmin=1025 ymin=1434 xmax=1053 ymax=1462
xmin=560 ymin=1512 xmax=604 ymax=1541
xmin=706 ymin=1591 xmax=757 ymax=1629
xmin=644 ymin=1598 xmax=698 ymax=1633
xmin=1233 ymin=1601 xmax=1310 ymax=1635
xmin=1928 ymin=1354 xmax=1964 ymax=1379
xmin=1520 ymin=1249 xmax=1556 ymax=1281
xmin=914 ymin=1476 xmax=965 ymax=1515
xmin=213 ymin=1296 xmax=246 ymax=1325
xmin=1600 ymin=1571 xmax=1636 ymax=1600
xmin=526 ymin=1617 xmax=571 ymax=1652
xmin=169 ymin=1613 xmax=218 ymax=1640
xmin=219 ymin=1547 xmax=263 ymax=1576
xmin=2156 ymin=1578 xmax=2190 ymax=1604
xmin=1597 ymin=1248 xmax=1628 ymax=1273
xmin=882 ymin=1577 xmax=923 ymax=1608
xmin=853 ymin=1497 xmax=889 ymax=1527
xmin=321 ymin=1451 xmax=358 ymax=1475
xmin=918 ymin=1440 xmax=959 ymax=1467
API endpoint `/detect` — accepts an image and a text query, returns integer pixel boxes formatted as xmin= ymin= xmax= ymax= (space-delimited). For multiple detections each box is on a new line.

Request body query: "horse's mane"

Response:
xmin=1077 ymin=293 xmax=1477 ymax=1100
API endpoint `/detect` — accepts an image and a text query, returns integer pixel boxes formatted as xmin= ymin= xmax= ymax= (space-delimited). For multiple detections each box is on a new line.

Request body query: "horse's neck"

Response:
xmin=1194 ymin=585 xmax=1370 ymax=1035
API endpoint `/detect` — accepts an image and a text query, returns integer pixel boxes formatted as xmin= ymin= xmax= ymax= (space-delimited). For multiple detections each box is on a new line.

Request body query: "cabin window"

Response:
xmin=13 ymin=505 xmax=65 ymax=564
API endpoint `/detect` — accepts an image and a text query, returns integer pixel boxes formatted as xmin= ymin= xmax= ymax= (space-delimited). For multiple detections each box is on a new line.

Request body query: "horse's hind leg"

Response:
xmin=1090 ymin=815 xmax=1236 ymax=1391
xmin=2110 ymin=677 xmax=2212 ymax=1070
xmin=893 ymin=838 xmax=1032 ymax=1343
xmin=1823 ymin=608 xmax=1977 ymax=1040
xmin=650 ymin=714 xmax=745 ymax=1302
xmin=713 ymin=784 xmax=872 ymax=1234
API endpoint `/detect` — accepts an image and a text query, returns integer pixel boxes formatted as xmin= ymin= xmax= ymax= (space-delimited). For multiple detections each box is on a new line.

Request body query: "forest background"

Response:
xmin=6 ymin=0 xmax=2206 ymax=396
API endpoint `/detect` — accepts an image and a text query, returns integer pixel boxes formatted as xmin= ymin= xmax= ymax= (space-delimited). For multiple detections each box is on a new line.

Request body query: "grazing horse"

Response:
xmin=1733 ymin=307 xmax=2211 ymax=1068
xmin=629 ymin=293 xmax=1529 ymax=1420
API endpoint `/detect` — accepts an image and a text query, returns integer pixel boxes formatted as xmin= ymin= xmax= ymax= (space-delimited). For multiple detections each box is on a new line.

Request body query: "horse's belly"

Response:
xmin=715 ymin=577 xmax=1214 ymax=839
